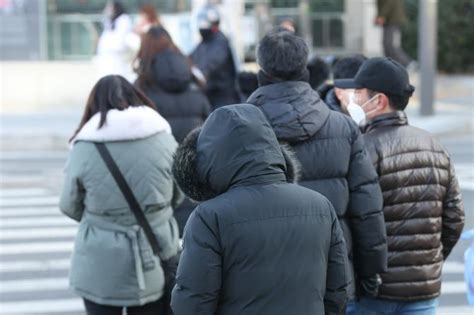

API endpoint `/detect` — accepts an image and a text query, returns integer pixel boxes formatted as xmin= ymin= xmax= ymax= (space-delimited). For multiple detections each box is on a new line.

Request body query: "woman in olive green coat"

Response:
xmin=60 ymin=75 xmax=183 ymax=315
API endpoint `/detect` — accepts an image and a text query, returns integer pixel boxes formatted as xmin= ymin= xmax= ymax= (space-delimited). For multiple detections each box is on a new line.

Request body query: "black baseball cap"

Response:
xmin=334 ymin=57 xmax=415 ymax=97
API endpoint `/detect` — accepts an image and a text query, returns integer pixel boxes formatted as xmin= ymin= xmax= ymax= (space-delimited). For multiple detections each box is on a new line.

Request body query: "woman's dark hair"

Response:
xmin=134 ymin=26 xmax=187 ymax=90
xmin=110 ymin=1 xmax=126 ymax=29
xmin=139 ymin=4 xmax=160 ymax=25
xmin=70 ymin=75 xmax=155 ymax=142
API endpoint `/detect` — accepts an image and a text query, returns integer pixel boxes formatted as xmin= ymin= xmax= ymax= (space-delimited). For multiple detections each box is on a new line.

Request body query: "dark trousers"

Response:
xmin=383 ymin=25 xmax=412 ymax=67
xmin=84 ymin=298 xmax=164 ymax=315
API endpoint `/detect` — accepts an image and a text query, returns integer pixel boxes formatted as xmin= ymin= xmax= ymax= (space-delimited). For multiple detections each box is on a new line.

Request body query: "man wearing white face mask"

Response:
xmin=335 ymin=57 xmax=465 ymax=315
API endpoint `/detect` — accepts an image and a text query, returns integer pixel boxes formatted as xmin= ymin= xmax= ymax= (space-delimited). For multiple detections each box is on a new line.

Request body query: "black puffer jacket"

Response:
xmin=247 ymin=80 xmax=387 ymax=298
xmin=362 ymin=111 xmax=465 ymax=301
xmin=171 ymin=104 xmax=350 ymax=315
xmin=143 ymin=49 xmax=211 ymax=143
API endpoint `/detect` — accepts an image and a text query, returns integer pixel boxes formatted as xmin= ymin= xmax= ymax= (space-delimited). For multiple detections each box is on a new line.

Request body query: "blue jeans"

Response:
xmin=345 ymin=300 xmax=357 ymax=315
xmin=356 ymin=297 xmax=438 ymax=315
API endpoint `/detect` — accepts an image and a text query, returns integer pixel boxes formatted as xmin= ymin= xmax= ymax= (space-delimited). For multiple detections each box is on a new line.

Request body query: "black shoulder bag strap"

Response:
xmin=94 ymin=142 xmax=162 ymax=259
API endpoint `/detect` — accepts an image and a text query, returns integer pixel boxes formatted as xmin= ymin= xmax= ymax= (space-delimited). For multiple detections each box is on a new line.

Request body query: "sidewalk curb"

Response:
xmin=1 ymin=102 xmax=472 ymax=151
xmin=406 ymin=100 xmax=473 ymax=136
xmin=407 ymin=112 xmax=473 ymax=136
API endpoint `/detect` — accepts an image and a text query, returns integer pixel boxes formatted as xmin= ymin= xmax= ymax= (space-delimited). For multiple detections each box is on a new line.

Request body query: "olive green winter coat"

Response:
xmin=377 ymin=0 xmax=407 ymax=26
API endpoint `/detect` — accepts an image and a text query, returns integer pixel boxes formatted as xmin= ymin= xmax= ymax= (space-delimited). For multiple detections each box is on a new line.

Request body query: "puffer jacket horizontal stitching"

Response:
xmin=381 ymin=183 xmax=447 ymax=193
xmin=382 ymin=277 xmax=441 ymax=284
xmin=384 ymin=199 xmax=442 ymax=207
xmin=386 ymin=232 xmax=441 ymax=236
xmin=385 ymin=216 xmax=443 ymax=223
xmin=388 ymin=245 xmax=443 ymax=252
xmin=382 ymin=149 xmax=447 ymax=159
xmin=386 ymin=260 xmax=443 ymax=269
xmin=380 ymin=166 xmax=450 ymax=178
xmin=300 ymin=176 xmax=346 ymax=181
xmin=229 ymin=212 xmax=333 ymax=226
xmin=384 ymin=200 xmax=441 ymax=207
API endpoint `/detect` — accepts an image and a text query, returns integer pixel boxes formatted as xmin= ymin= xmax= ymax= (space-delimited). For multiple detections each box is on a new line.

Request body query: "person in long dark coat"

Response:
xmin=135 ymin=26 xmax=211 ymax=143
xmin=190 ymin=5 xmax=241 ymax=109
xmin=135 ymin=26 xmax=211 ymax=234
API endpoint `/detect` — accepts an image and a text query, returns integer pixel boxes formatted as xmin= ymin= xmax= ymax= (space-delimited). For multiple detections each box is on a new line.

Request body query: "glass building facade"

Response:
xmin=1 ymin=0 xmax=346 ymax=61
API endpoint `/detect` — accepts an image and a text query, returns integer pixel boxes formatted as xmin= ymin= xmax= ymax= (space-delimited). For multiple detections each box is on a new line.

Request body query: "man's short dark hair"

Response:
xmin=307 ymin=56 xmax=330 ymax=89
xmin=368 ymin=89 xmax=410 ymax=111
xmin=257 ymin=30 xmax=309 ymax=80
xmin=333 ymin=55 xmax=367 ymax=80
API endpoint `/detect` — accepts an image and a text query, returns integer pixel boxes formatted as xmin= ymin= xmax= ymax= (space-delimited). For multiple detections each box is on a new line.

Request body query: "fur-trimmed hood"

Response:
xmin=71 ymin=105 xmax=171 ymax=145
xmin=173 ymin=104 xmax=300 ymax=202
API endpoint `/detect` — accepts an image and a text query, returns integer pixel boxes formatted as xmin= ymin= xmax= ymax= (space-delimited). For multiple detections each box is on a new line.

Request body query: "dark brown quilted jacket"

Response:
xmin=362 ymin=111 xmax=464 ymax=301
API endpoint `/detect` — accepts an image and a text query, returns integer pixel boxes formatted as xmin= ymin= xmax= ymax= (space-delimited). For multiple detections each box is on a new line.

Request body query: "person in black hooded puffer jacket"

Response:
xmin=247 ymin=30 xmax=387 ymax=308
xmin=135 ymin=26 xmax=211 ymax=235
xmin=171 ymin=104 xmax=350 ymax=315
xmin=135 ymin=26 xmax=211 ymax=143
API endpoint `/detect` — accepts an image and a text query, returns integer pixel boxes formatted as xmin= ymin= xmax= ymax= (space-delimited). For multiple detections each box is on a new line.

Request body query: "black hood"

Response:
xmin=247 ymin=81 xmax=330 ymax=143
xmin=153 ymin=50 xmax=192 ymax=93
xmin=316 ymin=82 xmax=333 ymax=99
xmin=172 ymin=104 xmax=300 ymax=202
xmin=317 ymin=83 xmax=342 ymax=113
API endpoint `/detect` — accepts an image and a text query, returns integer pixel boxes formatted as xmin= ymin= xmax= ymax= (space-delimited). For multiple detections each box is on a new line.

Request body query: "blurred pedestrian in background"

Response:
xmin=96 ymin=1 xmax=136 ymax=82
xmin=307 ymin=55 xmax=330 ymax=91
xmin=337 ymin=57 xmax=465 ymax=314
xmin=135 ymin=26 xmax=211 ymax=235
xmin=190 ymin=5 xmax=241 ymax=109
xmin=278 ymin=16 xmax=296 ymax=33
xmin=135 ymin=4 xmax=160 ymax=35
xmin=60 ymin=75 xmax=183 ymax=315
xmin=375 ymin=0 xmax=415 ymax=69
xmin=135 ymin=26 xmax=211 ymax=143
xmin=171 ymin=104 xmax=350 ymax=315
xmin=317 ymin=55 xmax=367 ymax=114
xmin=247 ymin=30 xmax=387 ymax=315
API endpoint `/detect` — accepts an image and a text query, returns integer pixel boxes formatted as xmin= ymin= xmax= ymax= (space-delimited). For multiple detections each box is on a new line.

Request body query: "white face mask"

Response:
xmin=347 ymin=102 xmax=366 ymax=125
xmin=347 ymin=93 xmax=380 ymax=125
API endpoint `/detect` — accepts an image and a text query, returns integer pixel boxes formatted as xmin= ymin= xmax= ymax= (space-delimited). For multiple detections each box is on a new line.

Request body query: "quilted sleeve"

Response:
xmin=59 ymin=146 xmax=86 ymax=222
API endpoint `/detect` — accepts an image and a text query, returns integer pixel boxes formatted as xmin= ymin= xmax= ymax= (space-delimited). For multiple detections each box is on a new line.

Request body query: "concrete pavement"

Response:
xmin=406 ymin=99 xmax=473 ymax=135
xmin=1 ymin=100 xmax=471 ymax=152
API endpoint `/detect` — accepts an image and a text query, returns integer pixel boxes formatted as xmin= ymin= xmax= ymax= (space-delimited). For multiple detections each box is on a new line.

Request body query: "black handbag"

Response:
xmin=95 ymin=142 xmax=178 ymax=315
